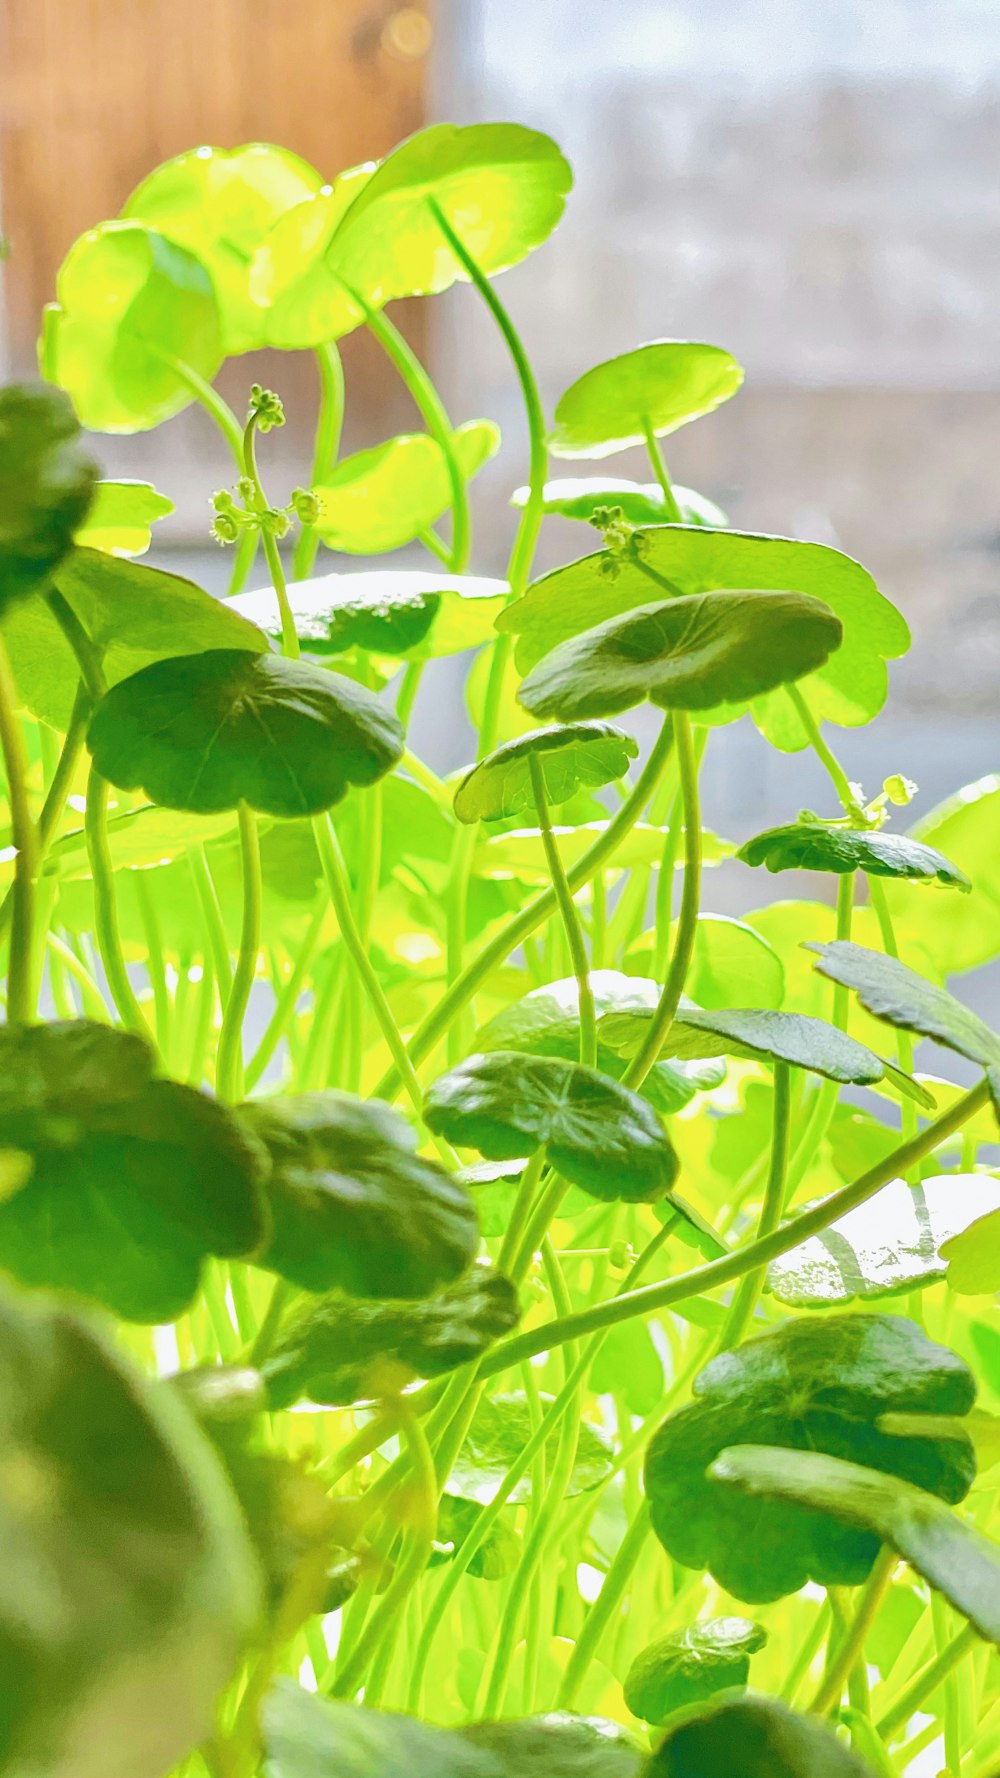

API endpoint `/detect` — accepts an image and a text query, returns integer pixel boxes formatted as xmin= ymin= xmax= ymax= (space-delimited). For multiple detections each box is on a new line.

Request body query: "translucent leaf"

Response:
xmin=74 ymin=478 xmax=174 ymax=556
xmin=232 ymin=567 xmax=507 ymax=661
xmin=512 ymin=476 xmax=726 ymax=528
xmin=447 ymin=1391 xmax=612 ymax=1506
xmin=884 ymin=774 xmax=1000 ymax=976
xmin=549 ymin=340 xmax=743 ymax=459
xmin=454 ymin=722 xmax=638 ymax=823
xmin=314 ymin=420 xmax=499 ymax=555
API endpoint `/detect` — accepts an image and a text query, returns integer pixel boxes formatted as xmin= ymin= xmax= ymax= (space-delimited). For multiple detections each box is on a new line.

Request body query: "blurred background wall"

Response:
xmin=0 ymin=0 xmax=997 ymax=935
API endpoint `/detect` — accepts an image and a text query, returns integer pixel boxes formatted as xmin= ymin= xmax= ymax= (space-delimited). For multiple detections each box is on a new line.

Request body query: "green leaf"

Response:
xmin=0 ymin=384 xmax=96 ymax=612
xmin=431 ymin=1493 xmax=521 ymax=1581
xmin=123 ymin=142 xmax=323 ymax=353
xmin=683 ymin=914 xmax=785 ymax=1012
xmin=73 ymin=478 xmax=174 ymax=556
xmin=643 ymin=1312 xmax=976 ymax=1601
xmin=647 ymin=1695 xmax=875 ymax=1778
xmin=623 ymin=1616 xmax=767 ymax=1725
xmin=475 ymin=822 xmax=736 ymax=883
xmin=262 ymin=1681 xmax=642 ymax=1778
xmin=941 ymin=1204 xmax=1000 ymax=1296
xmin=808 ymin=942 xmax=1000 ymax=1083
xmin=0 ymin=1280 xmax=261 ymax=1778
xmin=233 ymin=567 xmax=508 ymax=661
xmin=313 ymin=421 xmax=499 ymax=555
xmin=884 ymin=774 xmax=1000 ymax=977
xmin=248 ymin=165 xmax=378 ymax=349
xmin=0 ymin=1020 xmax=268 ymax=1322
xmin=512 ymin=477 xmax=726 ymax=528
xmin=549 ymin=340 xmax=743 ymax=459
xmin=601 ymin=1003 xmax=923 ymax=1097
xmin=262 ymin=1265 xmax=519 ymax=1408
xmin=517 ymin=590 xmax=843 ymax=723
xmin=327 ymin=122 xmax=572 ymax=312
xmin=2 ymin=546 xmax=266 ymax=729
xmin=423 ymin=1051 xmax=679 ymax=1204
xmin=472 ymin=972 xmax=725 ymax=1112
xmin=46 ymin=801 xmax=243 ymax=879
xmin=590 ymin=1317 xmax=666 ymax=1415
xmin=499 ymin=527 xmax=908 ymax=742
xmin=768 ymin=1173 xmax=1000 ymax=1306
xmin=454 ymin=722 xmax=638 ymax=823
xmin=41 ymin=220 xmax=224 ymax=432
xmin=738 ymin=822 xmax=970 ymax=890
xmin=87 ymin=648 xmax=404 ymax=817
xmin=712 ymin=1444 xmax=1000 ymax=1644
xmin=237 ymin=1091 xmax=479 ymax=1299
xmin=446 ymin=1391 xmax=613 ymax=1506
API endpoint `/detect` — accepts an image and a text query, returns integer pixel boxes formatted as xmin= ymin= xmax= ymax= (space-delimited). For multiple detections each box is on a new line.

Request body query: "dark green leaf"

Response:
xmin=237 ymin=1091 xmax=479 ymax=1299
xmin=3 ymin=547 xmax=266 ymax=729
xmin=447 ymin=1391 xmax=613 ymax=1506
xmin=262 ymin=1265 xmax=519 ymax=1408
xmin=738 ymin=822 xmax=970 ymax=890
xmin=314 ymin=421 xmax=499 ymax=555
xmin=0 ymin=1020 xmax=268 ymax=1321
xmin=809 ymin=942 xmax=1000 ymax=1080
xmin=41 ymin=220 xmax=224 ymax=431
xmin=712 ymin=1445 xmax=1000 ymax=1644
xmin=768 ymin=1174 xmax=1000 ymax=1306
xmin=262 ymin=1678 xmax=498 ymax=1778
xmin=499 ymin=527 xmax=908 ymax=743
xmin=432 ymin=1494 xmax=521 ymax=1580
xmin=647 ymin=1694 xmax=875 ymax=1778
xmin=327 ymin=122 xmax=572 ymax=311
xmin=549 ymin=340 xmax=743 ymax=458
xmin=232 ymin=568 xmax=507 ymax=660
xmin=123 ymin=142 xmax=323 ymax=354
xmin=512 ymin=477 xmax=726 ymax=528
xmin=643 ymin=1312 xmax=976 ymax=1601
xmin=423 ymin=1051 xmax=679 ymax=1203
xmin=517 ymin=590 xmax=843 ymax=722
xmin=0 ymin=384 xmax=96 ymax=612
xmin=0 ymin=1280 xmax=261 ymax=1778
xmin=623 ymin=1616 xmax=767 ymax=1725
xmin=454 ymin=722 xmax=639 ymax=823
xmin=74 ymin=478 xmax=174 ymax=556
xmin=87 ymin=648 xmax=404 ymax=816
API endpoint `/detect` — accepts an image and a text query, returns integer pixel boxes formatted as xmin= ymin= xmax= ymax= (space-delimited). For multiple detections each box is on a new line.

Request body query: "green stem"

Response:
xmin=85 ymin=767 xmax=149 ymax=1035
xmin=399 ymin=746 xmax=449 ymax=810
xmin=244 ymin=903 xmax=326 ymax=1091
xmin=479 ymin=1077 xmax=991 ymax=1374
xmin=811 ymin=1547 xmax=895 ymax=1714
xmin=215 ymin=803 xmax=261 ymax=1103
xmin=557 ymin=1501 xmax=652 ymax=1709
xmin=361 ymin=304 xmax=469 ymax=571
xmin=188 ymin=845 xmax=233 ymax=1001
xmin=242 ymin=415 xmax=298 ymax=659
xmin=785 ymin=683 xmax=864 ymax=819
xmin=293 ymin=342 xmax=345 ymax=580
xmin=0 ymin=635 xmax=40 ymax=1023
xmin=529 ymin=752 xmax=596 ymax=1067
xmin=374 ymin=717 xmax=675 ymax=1098
xmin=624 ymin=712 xmax=701 ymax=1088
xmin=428 ymin=198 xmax=547 ymax=601
xmin=875 ymin=1620 xmax=979 ymax=1740
xmin=867 ymin=873 xmax=919 ymax=1148
xmin=161 ymin=354 xmax=245 ymax=471
xmin=641 ymin=416 xmax=682 ymax=521
xmin=0 ymin=680 xmax=91 ymax=948
xmin=45 ymin=931 xmax=109 ymax=1020
xmin=719 ymin=1059 xmax=792 ymax=1348
xmin=227 ymin=526 xmax=259 ymax=600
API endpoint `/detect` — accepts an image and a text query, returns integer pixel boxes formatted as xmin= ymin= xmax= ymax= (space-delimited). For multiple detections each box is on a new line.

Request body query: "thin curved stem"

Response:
xmin=242 ymin=415 xmax=298 ymax=659
xmin=529 ymin=752 xmax=596 ymax=1066
xmin=719 ymin=1059 xmax=792 ymax=1350
xmin=215 ymin=802 xmax=261 ymax=1102
xmin=811 ymin=1547 xmax=895 ymax=1714
xmin=0 ymin=680 xmax=91 ymax=950
xmin=293 ymin=342 xmax=345 ymax=580
xmin=641 ymin=415 xmax=682 ymax=521
xmin=478 ymin=1076 xmax=991 ymax=1375
xmin=557 ymin=1501 xmax=653 ymax=1710
xmin=160 ymin=354 xmax=246 ymax=470
xmin=361 ymin=304 xmax=469 ymax=571
xmin=624 ymin=711 xmax=701 ymax=1088
xmin=875 ymin=1620 xmax=979 ymax=1740
xmin=374 ymin=717 xmax=675 ymax=1099
xmin=244 ymin=903 xmax=326 ymax=1091
xmin=785 ymin=682 xmax=864 ymax=819
xmin=0 ymin=635 xmax=40 ymax=1024
xmin=85 ymin=767 xmax=149 ymax=1035
xmin=188 ymin=846 xmax=233 ymax=1002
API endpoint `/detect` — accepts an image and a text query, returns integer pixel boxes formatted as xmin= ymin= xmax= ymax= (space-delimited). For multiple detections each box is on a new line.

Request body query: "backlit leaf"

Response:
xmin=232 ymin=568 xmax=507 ymax=660
xmin=549 ymin=340 xmax=744 ymax=459
xmin=512 ymin=476 xmax=726 ymax=528
xmin=249 ymin=165 xmax=376 ymax=349
xmin=41 ymin=220 xmax=223 ymax=431
xmin=884 ymin=774 xmax=1000 ymax=976
xmin=941 ymin=1204 xmax=1000 ymax=1296
xmin=74 ymin=479 xmax=174 ymax=557
xmin=447 ymin=1391 xmax=613 ymax=1506
xmin=454 ymin=723 xmax=638 ymax=823
xmin=314 ymin=421 xmax=499 ymax=555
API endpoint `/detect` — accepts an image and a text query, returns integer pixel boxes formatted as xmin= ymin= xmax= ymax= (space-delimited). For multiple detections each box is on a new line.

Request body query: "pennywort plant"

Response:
xmin=0 ymin=122 xmax=998 ymax=1778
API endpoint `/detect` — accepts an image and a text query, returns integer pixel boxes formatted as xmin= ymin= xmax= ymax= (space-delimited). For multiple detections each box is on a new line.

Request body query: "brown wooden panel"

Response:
xmin=0 ymin=0 xmax=432 ymax=362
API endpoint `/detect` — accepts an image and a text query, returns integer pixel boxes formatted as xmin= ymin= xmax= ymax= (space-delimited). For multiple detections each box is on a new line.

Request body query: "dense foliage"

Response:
xmin=0 ymin=122 xmax=998 ymax=1778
